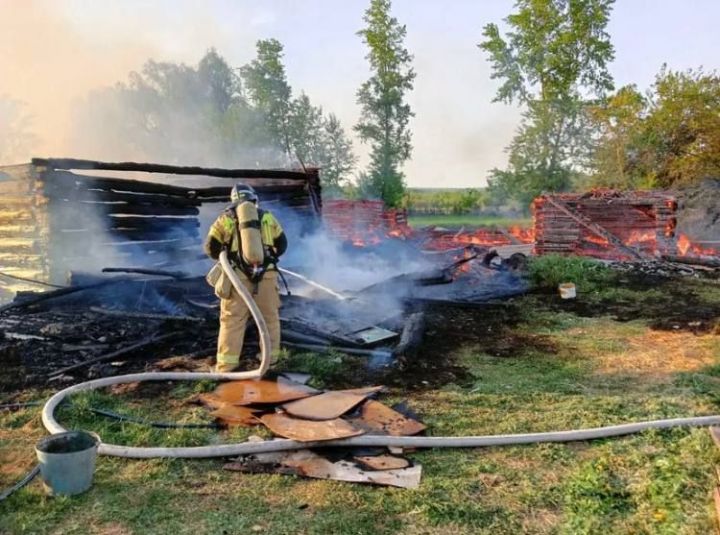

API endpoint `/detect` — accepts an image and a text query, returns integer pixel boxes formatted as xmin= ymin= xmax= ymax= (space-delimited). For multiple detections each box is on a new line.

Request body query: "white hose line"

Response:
xmin=40 ymin=253 xmax=720 ymax=458
xmin=42 ymin=252 xmax=271 ymax=438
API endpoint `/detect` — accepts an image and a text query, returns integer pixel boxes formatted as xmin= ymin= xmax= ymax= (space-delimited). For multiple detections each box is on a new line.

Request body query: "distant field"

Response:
xmin=408 ymin=213 xmax=532 ymax=228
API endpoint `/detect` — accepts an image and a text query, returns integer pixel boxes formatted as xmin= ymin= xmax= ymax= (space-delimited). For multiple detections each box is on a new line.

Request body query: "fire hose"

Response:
xmin=38 ymin=250 xmax=720 ymax=459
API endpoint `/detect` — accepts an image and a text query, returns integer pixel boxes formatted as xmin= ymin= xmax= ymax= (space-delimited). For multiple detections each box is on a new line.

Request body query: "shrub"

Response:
xmin=528 ymin=254 xmax=614 ymax=293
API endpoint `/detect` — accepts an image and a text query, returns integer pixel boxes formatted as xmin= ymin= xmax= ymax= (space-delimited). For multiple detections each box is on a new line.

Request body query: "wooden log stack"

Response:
xmin=533 ymin=190 xmax=678 ymax=260
xmin=0 ymin=158 xmax=322 ymax=296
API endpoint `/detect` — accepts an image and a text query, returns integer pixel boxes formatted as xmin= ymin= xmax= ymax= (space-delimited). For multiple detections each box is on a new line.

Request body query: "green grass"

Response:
xmin=408 ymin=214 xmax=532 ymax=228
xmin=2 ymin=280 xmax=720 ymax=534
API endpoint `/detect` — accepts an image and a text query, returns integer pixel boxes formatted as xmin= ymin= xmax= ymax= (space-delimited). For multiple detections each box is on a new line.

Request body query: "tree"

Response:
xmin=240 ymin=39 xmax=293 ymax=158
xmin=287 ymin=93 xmax=325 ymax=167
xmin=480 ymin=0 xmax=615 ymax=205
xmin=319 ymin=114 xmax=357 ymax=195
xmin=589 ymin=67 xmax=720 ymax=188
xmin=587 ymin=85 xmax=648 ymax=188
xmin=0 ymin=96 xmax=35 ymax=164
xmin=355 ymin=0 xmax=415 ymax=207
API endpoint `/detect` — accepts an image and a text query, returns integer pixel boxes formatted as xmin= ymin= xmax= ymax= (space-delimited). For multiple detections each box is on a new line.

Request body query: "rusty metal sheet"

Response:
xmin=196 ymin=393 xmax=230 ymax=410
xmin=214 ymin=379 xmax=318 ymax=406
xmin=337 ymin=386 xmax=385 ymax=396
xmin=282 ymin=391 xmax=366 ymax=421
xmin=354 ymin=455 xmax=410 ymax=471
xmin=210 ymin=405 xmax=261 ymax=427
xmin=350 ymin=400 xmax=426 ymax=436
xmin=260 ymin=412 xmax=363 ymax=442
xmin=224 ymin=449 xmax=421 ymax=488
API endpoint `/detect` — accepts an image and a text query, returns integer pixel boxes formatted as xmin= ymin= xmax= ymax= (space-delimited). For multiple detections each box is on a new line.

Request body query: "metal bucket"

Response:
xmin=35 ymin=431 xmax=100 ymax=496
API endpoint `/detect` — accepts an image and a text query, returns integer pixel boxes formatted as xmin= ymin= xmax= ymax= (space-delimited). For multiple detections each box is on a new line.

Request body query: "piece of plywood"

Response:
xmin=260 ymin=412 xmax=363 ymax=442
xmin=214 ymin=379 xmax=318 ymax=406
xmin=225 ymin=449 xmax=421 ymax=489
xmin=351 ymin=400 xmax=426 ymax=436
xmin=354 ymin=455 xmax=410 ymax=471
xmin=282 ymin=391 xmax=366 ymax=421
xmin=210 ymin=405 xmax=261 ymax=427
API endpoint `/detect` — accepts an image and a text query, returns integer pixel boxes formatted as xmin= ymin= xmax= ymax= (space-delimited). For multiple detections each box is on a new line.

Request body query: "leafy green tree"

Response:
xmin=288 ymin=93 xmax=325 ymax=166
xmin=355 ymin=0 xmax=415 ymax=207
xmin=242 ymin=42 xmax=357 ymax=185
xmin=240 ymin=39 xmax=294 ymax=156
xmin=320 ymin=114 xmax=358 ymax=196
xmin=480 ymin=0 xmax=615 ymax=205
xmin=589 ymin=67 xmax=720 ymax=188
xmin=587 ymin=85 xmax=648 ymax=188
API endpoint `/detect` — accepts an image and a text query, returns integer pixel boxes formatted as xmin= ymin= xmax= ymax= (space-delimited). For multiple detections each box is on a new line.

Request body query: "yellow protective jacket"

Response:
xmin=204 ymin=207 xmax=287 ymax=270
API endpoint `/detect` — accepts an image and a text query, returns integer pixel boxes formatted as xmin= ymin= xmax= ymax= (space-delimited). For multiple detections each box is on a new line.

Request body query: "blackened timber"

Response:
xmin=35 ymin=158 xmax=312 ymax=181
xmin=393 ymin=312 xmax=426 ymax=359
xmin=661 ymin=254 xmax=720 ymax=268
xmin=107 ymin=216 xmax=200 ymax=230
xmin=50 ymin=201 xmax=200 ymax=217
xmin=101 ymin=267 xmax=189 ymax=279
xmin=47 ymin=331 xmax=180 ymax=377
xmin=43 ymin=186 xmax=201 ymax=207
xmin=46 ymin=170 xmax=196 ymax=197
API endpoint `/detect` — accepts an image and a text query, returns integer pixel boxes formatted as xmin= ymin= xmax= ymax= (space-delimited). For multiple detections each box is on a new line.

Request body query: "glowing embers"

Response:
xmin=260 ymin=412 xmax=364 ymax=442
xmin=213 ymin=379 xmax=319 ymax=406
xmin=349 ymin=400 xmax=427 ymax=436
xmin=677 ymin=233 xmax=719 ymax=257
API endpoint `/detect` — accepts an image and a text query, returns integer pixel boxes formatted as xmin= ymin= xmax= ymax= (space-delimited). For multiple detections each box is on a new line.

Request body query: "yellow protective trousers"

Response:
xmin=216 ymin=270 xmax=281 ymax=368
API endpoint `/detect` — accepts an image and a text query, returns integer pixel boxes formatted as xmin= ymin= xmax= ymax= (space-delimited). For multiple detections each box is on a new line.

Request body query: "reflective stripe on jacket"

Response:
xmin=207 ymin=209 xmax=284 ymax=256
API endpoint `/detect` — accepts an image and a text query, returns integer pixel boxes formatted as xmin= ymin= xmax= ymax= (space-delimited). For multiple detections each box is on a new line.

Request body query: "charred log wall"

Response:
xmin=0 ymin=159 xmax=322 ymax=293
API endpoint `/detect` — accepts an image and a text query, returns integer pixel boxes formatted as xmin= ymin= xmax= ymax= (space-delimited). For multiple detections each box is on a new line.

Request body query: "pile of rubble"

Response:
xmin=196 ymin=377 xmax=425 ymax=488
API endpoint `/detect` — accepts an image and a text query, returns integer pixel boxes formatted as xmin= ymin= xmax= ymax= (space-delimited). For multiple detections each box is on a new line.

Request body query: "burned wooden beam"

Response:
xmin=49 ymin=200 xmax=200 ymax=217
xmin=43 ymin=185 xmax=202 ymax=207
xmin=661 ymin=254 xmax=720 ymax=268
xmin=47 ymin=331 xmax=179 ymax=378
xmin=35 ymin=157 xmax=313 ymax=181
xmin=101 ymin=267 xmax=189 ymax=279
xmin=393 ymin=312 xmax=426 ymax=359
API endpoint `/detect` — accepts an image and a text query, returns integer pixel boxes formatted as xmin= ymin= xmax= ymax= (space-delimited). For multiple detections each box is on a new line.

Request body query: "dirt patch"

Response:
xmin=546 ymin=274 xmax=720 ymax=334
xmin=592 ymin=329 xmax=718 ymax=383
xmin=381 ymin=301 xmax=554 ymax=390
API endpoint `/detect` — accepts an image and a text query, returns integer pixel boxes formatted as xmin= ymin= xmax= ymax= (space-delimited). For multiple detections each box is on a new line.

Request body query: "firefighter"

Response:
xmin=204 ymin=184 xmax=287 ymax=372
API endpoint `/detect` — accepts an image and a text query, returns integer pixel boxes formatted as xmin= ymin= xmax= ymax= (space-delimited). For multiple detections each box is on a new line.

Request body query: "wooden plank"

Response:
xmin=106 ymin=217 xmax=200 ymax=231
xmin=46 ymin=170 xmax=196 ymax=197
xmin=49 ymin=199 xmax=200 ymax=217
xmin=35 ymin=157 xmax=312 ymax=181
xmin=0 ymin=211 xmax=34 ymax=224
xmin=43 ymin=186 xmax=201 ymax=207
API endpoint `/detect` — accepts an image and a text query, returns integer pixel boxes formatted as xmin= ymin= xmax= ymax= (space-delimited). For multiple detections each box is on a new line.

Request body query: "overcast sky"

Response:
xmin=2 ymin=0 xmax=720 ymax=187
